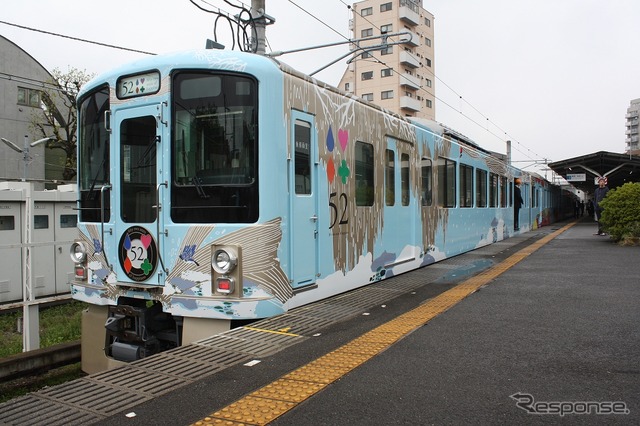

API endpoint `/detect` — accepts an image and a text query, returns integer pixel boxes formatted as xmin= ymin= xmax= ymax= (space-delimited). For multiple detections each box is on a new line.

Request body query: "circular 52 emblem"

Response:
xmin=118 ymin=226 xmax=158 ymax=282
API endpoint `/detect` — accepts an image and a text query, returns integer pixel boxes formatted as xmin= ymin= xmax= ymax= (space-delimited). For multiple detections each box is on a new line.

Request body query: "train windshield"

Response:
xmin=171 ymin=72 xmax=258 ymax=223
xmin=78 ymin=86 xmax=110 ymax=222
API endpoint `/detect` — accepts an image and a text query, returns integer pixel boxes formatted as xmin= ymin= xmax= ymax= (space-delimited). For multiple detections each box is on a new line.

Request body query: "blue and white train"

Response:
xmin=71 ymin=49 xmax=572 ymax=371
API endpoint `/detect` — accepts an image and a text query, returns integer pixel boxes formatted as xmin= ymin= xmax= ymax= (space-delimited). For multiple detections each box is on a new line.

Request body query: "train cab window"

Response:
xmin=401 ymin=153 xmax=410 ymax=206
xmin=171 ymin=72 xmax=258 ymax=223
xmin=78 ymin=85 xmax=110 ymax=223
xmin=294 ymin=120 xmax=312 ymax=195
xmin=385 ymin=149 xmax=395 ymax=206
xmin=460 ymin=164 xmax=473 ymax=208
xmin=120 ymin=116 xmax=157 ymax=223
xmin=489 ymin=173 xmax=499 ymax=208
xmin=500 ymin=176 xmax=508 ymax=208
xmin=437 ymin=158 xmax=456 ymax=208
xmin=476 ymin=169 xmax=487 ymax=207
xmin=421 ymin=158 xmax=433 ymax=206
xmin=355 ymin=141 xmax=374 ymax=206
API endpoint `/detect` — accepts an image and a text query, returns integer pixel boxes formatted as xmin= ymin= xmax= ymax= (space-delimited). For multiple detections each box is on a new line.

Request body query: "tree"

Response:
xmin=599 ymin=182 xmax=640 ymax=244
xmin=30 ymin=67 xmax=95 ymax=181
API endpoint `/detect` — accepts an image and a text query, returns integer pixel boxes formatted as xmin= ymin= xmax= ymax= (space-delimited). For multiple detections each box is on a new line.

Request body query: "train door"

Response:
xmin=289 ymin=112 xmax=318 ymax=289
xmin=111 ymin=105 xmax=166 ymax=285
xmin=386 ymin=139 xmax=413 ymax=255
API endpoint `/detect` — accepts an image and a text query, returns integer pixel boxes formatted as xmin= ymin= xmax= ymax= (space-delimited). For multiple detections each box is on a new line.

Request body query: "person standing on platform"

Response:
xmin=514 ymin=178 xmax=523 ymax=231
xmin=593 ymin=177 xmax=609 ymax=235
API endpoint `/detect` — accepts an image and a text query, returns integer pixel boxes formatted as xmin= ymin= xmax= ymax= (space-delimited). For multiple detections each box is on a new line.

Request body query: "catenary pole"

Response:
xmin=252 ymin=0 xmax=266 ymax=54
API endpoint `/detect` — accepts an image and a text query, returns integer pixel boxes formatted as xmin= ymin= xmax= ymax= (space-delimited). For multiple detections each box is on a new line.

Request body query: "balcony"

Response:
xmin=400 ymin=50 xmax=420 ymax=68
xmin=400 ymin=30 xmax=418 ymax=47
xmin=400 ymin=73 xmax=420 ymax=90
xmin=400 ymin=95 xmax=421 ymax=112
xmin=399 ymin=4 xmax=420 ymax=26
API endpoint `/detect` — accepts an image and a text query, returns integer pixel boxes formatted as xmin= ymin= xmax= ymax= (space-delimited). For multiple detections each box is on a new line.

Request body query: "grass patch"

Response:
xmin=0 ymin=301 xmax=86 ymax=357
xmin=0 ymin=301 xmax=88 ymax=403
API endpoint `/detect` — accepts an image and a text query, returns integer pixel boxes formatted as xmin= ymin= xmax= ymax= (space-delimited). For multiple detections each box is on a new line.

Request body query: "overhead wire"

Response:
xmin=189 ymin=0 xmax=257 ymax=52
xmin=305 ymin=0 xmax=545 ymax=162
xmin=0 ymin=20 xmax=156 ymax=55
xmin=2 ymin=3 xmax=543 ymax=162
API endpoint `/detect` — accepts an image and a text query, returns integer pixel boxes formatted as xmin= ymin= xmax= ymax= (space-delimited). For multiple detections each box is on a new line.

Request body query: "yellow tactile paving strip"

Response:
xmin=192 ymin=223 xmax=575 ymax=426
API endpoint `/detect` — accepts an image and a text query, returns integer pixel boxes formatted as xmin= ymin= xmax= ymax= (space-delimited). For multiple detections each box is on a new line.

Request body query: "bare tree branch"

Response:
xmin=30 ymin=67 xmax=95 ymax=181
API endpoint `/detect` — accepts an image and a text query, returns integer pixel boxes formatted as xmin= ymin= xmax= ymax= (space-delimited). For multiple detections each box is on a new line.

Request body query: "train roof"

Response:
xmin=78 ymin=49 xmax=504 ymax=165
xmin=79 ymin=49 xmax=282 ymax=98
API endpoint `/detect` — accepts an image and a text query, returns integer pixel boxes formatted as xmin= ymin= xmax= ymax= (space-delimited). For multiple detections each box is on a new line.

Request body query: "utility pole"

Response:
xmin=251 ymin=0 xmax=266 ymax=54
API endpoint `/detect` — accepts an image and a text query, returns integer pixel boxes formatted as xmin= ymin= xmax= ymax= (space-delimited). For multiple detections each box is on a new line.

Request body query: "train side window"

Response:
xmin=421 ymin=158 xmax=432 ymax=206
xmin=385 ymin=149 xmax=395 ymax=206
xmin=460 ymin=164 xmax=473 ymax=208
xmin=476 ymin=169 xmax=487 ymax=207
xmin=437 ymin=158 xmax=456 ymax=208
xmin=500 ymin=176 xmax=507 ymax=208
xmin=294 ymin=120 xmax=312 ymax=195
xmin=489 ymin=173 xmax=498 ymax=208
xmin=355 ymin=141 xmax=374 ymax=206
xmin=401 ymin=153 xmax=410 ymax=206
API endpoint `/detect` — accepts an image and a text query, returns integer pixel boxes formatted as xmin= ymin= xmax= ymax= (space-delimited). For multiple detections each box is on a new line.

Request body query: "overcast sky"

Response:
xmin=2 ymin=0 xmax=639 ymax=177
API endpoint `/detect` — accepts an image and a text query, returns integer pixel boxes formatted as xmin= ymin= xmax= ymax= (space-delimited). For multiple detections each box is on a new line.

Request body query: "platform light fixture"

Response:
xmin=1 ymin=135 xmax=54 ymax=181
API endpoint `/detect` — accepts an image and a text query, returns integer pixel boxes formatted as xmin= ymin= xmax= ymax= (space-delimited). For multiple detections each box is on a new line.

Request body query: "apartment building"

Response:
xmin=626 ymin=98 xmax=640 ymax=155
xmin=338 ymin=0 xmax=435 ymax=120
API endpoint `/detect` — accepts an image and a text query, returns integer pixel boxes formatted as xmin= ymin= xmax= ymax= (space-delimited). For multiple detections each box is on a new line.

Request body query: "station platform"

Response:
xmin=1 ymin=219 xmax=638 ymax=425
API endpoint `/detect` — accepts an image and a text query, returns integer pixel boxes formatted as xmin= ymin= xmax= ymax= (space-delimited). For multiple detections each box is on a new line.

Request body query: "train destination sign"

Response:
xmin=117 ymin=71 xmax=160 ymax=99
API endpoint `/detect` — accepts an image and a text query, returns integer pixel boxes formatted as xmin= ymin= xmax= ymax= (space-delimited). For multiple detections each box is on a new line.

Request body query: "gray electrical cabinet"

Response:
xmin=54 ymin=201 xmax=77 ymax=294
xmin=32 ymin=200 xmax=55 ymax=298
xmin=0 ymin=182 xmax=77 ymax=305
xmin=0 ymin=192 xmax=23 ymax=303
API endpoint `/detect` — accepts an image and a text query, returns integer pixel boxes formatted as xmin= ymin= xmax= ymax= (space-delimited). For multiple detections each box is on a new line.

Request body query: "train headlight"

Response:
xmin=212 ymin=248 xmax=238 ymax=274
xmin=211 ymin=245 xmax=242 ymax=297
xmin=70 ymin=241 xmax=87 ymax=264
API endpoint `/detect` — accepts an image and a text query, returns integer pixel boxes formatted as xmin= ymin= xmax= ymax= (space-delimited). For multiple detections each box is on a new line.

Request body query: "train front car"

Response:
xmin=71 ymin=51 xmax=290 ymax=372
xmin=70 ymin=49 xmax=559 ymax=373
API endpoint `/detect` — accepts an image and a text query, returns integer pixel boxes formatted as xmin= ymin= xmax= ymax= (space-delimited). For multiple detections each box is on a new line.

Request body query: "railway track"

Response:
xmin=0 ymin=341 xmax=81 ymax=382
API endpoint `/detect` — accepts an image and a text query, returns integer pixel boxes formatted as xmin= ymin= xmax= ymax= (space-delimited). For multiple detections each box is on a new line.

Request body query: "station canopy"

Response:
xmin=548 ymin=151 xmax=640 ymax=195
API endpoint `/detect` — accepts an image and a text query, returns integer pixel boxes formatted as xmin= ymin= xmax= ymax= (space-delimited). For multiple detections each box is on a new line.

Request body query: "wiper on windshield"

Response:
xmin=192 ymin=176 xmax=210 ymax=199
xmin=136 ymin=135 xmax=159 ymax=169
xmin=85 ymin=157 xmax=107 ymax=201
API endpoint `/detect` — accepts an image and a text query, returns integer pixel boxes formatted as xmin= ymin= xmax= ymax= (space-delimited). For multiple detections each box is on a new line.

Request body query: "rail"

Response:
xmin=0 ymin=340 xmax=80 ymax=381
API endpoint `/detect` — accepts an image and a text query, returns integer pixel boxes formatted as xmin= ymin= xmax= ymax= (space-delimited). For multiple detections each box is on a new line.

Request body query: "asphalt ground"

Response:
xmin=93 ymin=219 xmax=640 ymax=425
